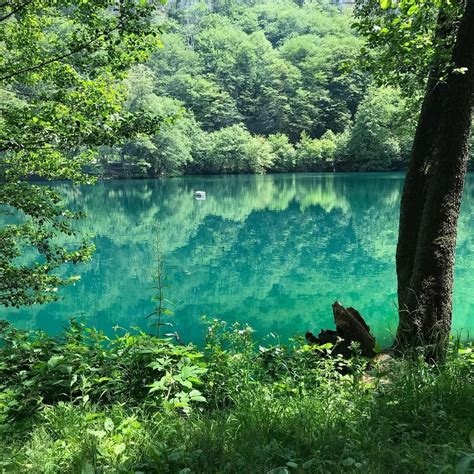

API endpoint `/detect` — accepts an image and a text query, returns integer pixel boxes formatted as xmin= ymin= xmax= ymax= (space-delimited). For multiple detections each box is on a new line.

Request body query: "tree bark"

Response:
xmin=306 ymin=302 xmax=375 ymax=358
xmin=395 ymin=0 xmax=474 ymax=359
xmin=396 ymin=11 xmax=452 ymax=315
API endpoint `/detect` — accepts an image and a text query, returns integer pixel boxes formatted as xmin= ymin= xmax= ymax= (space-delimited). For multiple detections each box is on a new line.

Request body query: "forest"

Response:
xmin=98 ymin=1 xmax=420 ymax=176
xmin=1 ymin=0 xmax=474 ymax=472
xmin=3 ymin=0 xmax=474 ymax=177
xmin=1 ymin=0 xmax=443 ymax=177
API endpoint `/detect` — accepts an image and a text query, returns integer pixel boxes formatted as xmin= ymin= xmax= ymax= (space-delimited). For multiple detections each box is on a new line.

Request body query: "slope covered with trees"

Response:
xmin=96 ymin=0 xmax=420 ymax=176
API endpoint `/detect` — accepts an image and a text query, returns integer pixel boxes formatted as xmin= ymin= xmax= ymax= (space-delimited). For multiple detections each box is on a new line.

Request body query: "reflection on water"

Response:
xmin=2 ymin=173 xmax=474 ymax=346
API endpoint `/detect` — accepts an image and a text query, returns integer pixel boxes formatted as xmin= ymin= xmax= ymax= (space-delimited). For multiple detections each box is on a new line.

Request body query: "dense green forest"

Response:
xmin=2 ymin=0 xmax=473 ymax=177
xmin=92 ymin=1 xmax=420 ymax=176
xmin=101 ymin=0 xmax=474 ymax=177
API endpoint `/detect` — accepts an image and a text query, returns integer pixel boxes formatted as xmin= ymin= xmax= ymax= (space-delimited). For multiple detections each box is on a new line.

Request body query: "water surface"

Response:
xmin=3 ymin=173 xmax=474 ymax=346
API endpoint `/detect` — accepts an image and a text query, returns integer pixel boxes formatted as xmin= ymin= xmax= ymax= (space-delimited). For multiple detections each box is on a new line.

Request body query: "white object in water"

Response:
xmin=194 ymin=191 xmax=206 ymax=200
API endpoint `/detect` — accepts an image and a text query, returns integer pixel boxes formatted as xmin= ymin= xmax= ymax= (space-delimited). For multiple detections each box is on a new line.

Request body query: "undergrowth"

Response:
xmin=0 ymin=320 xmax=473 ymax=473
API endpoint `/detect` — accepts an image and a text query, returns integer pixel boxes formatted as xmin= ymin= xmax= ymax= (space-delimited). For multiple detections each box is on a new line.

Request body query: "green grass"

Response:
xmin=0 ymin=321 xmax=473 ymax=473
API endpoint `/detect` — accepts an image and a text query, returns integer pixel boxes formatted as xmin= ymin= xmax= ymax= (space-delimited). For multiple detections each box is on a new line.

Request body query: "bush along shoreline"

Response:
xmin=1 ymin=318 xmax=473 ymax=473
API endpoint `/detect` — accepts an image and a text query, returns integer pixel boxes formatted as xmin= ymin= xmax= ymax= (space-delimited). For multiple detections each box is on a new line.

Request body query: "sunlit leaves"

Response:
xmin=0 ymin=0 xmax=165 ymax=308
xmin=379 ymin=0 xmax=455 ymax=10
xmin=0 ymin=322 xmax=208 ymax=419
xmin=354 ymin=0 xmax=463 ymax=94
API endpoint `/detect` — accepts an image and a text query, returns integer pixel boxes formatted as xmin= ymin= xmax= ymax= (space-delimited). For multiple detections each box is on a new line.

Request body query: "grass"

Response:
xmin=0 ymin=321 xmax=473 ymax=473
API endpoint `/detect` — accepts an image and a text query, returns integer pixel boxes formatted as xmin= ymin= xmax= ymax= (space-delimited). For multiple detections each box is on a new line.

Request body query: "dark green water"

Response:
xmin=3 ymin=173 xmax=474 ymax=346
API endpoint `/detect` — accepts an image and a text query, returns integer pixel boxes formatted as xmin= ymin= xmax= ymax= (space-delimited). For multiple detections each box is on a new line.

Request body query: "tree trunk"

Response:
xmin=396 ymin=80 xmax=446 ymax=314
xmin=396 ymin=11 xmax=452 ymax=314
xmin=395 ymin=0 xmax=474 ymax=359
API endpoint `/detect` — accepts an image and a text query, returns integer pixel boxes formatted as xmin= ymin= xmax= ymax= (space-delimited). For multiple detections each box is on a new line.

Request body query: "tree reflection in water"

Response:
xmin=2 ymin=173 xmax=473 ymax=347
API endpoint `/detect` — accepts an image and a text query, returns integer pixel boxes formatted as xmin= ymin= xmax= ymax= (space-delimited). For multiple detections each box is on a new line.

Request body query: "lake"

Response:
xmin=2 ymin=173 xmax=474 ymax=346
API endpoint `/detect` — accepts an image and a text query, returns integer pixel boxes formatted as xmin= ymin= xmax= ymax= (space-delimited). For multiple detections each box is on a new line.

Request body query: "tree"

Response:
xmin=122 ymin=96 xmax=202 ymax=177
xmin=143 ymin=1 xmax=371 ymax=145
xmin=0 ymin=0 xmax=164 ymax=307
xmin=295 ymin=130 xmax=339 ymax=171
xmin=196 ymin=124 xmax=274 ymax=174
xmin=346 ymin=87 xmax=414 ymax=170
xmin=267 ymin=133 xmax=297 ymax=172
xmin=247 ymin=55 xmax=301 ymax=136
xmin=356 ymin=0 xmax=474 ymax=358
xmin=279 ymin=33 xmax=368 ymax=137
xmin=161 ymin=73 xmax=241 ymax=131
xmin=148 ymin=32 xmax=202 ymax=78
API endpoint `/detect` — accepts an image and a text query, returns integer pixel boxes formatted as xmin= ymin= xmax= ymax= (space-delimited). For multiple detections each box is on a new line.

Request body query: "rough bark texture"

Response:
xmin=396 ymin=82 xmax=445 ymax=311
xmin=396 ymin=11 xmax=452 ymax=314
xmin=395 ymin=0 xmax=474 ymax=358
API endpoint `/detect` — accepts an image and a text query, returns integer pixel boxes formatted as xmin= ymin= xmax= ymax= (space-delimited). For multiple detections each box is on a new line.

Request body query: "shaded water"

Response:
xmin=3 ymin=173 xmax=474 ymax=346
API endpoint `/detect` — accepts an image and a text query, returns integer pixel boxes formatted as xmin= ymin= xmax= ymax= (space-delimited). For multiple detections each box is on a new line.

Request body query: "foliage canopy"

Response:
xmin=0 ymin=0 xmax=166 ymax=307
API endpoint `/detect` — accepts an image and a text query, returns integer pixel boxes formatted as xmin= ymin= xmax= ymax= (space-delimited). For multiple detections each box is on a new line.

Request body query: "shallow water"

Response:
xmin=3 ymin=173 xmax=474 ymax=346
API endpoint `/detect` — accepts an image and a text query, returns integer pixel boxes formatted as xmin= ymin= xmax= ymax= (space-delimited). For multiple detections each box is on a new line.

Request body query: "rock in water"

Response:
xmin=194 ymin=191 xmax=206 ymax=200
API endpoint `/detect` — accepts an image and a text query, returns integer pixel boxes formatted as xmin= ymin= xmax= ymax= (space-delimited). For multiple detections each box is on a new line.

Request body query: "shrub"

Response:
xmin=1 ymin=321 xmax=473 ymax=473
xmin=295 ymin=130 xmax=339 ymax=171
xmin=0 ymin=321 xmax=207 ymax=421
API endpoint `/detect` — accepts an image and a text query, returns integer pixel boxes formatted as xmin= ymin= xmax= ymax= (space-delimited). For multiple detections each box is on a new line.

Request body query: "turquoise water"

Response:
xmin=2 ymin=173 xmax=474 ymax=346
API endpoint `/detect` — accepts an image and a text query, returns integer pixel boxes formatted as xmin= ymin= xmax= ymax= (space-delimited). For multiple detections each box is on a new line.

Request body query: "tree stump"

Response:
xmin=305 ymin=301 xmax=376 ymax=358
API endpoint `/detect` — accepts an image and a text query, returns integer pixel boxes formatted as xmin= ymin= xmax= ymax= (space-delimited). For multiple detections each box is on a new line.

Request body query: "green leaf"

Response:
xmin=190 ymin=395 xmax=206 ymax=402
xmin=104 ymin=417 xmax=114 ymax=432
xmin=47 ymin=356 xmax=63 ymax=368
xmin=113 ymin=443 xmax=126 ymax=456
xmin=456 ymin=455 xmax=474 ymax=474
xmin=189 ymin=389 xmax=206 ymax=402
xmin=343 ymin=458 xmax=356 ymax=466
xmin=87 ymin=429 xmax=106 ymax=439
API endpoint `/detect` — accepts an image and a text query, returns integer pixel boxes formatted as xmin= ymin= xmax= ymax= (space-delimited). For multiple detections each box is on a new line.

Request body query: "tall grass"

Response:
xmin=0 ymin=321 xmax=473 ymax=473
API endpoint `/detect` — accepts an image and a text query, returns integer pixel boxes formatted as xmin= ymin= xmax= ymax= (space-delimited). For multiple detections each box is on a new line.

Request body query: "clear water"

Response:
xmin=2 ymin=173 xmax=474 ymax=346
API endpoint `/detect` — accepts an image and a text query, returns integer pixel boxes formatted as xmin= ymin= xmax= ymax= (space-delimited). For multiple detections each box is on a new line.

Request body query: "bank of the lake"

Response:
xmin=1 ymin=318 xmax=473 ymax=473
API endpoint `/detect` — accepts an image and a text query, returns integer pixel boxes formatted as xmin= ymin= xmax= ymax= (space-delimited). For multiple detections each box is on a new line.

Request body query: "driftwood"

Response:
xmin=305 ymin=301 xmax=376 ymax=358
